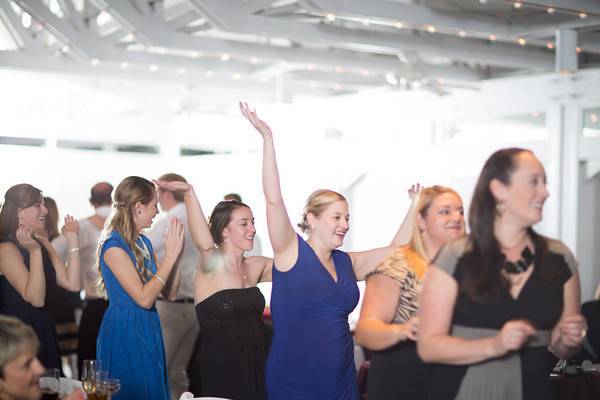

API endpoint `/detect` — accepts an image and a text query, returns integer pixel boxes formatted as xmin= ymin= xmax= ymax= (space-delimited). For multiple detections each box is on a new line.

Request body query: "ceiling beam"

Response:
xmin=189 ymin=0 xmax=553 ymax=70
xmin=57 ymin=0 xmax=85 ymax=31
xmin=0 ymin=1 xmax=35 ymax=48
xmin=521 ymin=1 xmax=600 ymax=15
xmin=15 ymin=0 xmax=106 ymax=59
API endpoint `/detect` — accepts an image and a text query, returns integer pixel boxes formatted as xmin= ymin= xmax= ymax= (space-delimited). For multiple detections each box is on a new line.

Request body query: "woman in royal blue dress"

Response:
xmin=96 ymin=176 xmax=184 ymax=400
xmin=240 ymin=103 xmax=414 ymax=400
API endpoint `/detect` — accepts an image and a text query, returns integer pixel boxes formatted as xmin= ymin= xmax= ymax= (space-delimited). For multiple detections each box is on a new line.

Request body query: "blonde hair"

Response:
xmin=0 ymin=315 xmax=39 ymax=375
xmin=297 ymin=189 xmax=346 ymax=233
xmin=96 ymin=176 xmax=155 ymax=295
xmin=408 ymin=185 xmax=462 ymax=264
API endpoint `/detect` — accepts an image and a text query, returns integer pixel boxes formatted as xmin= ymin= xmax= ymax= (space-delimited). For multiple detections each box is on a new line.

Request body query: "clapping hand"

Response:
xmin=16 ymin=225 xmax=40 ymax=251
xmin=558 ymin=314 xmax=587 ymax=348
xmin=164 ymin=218 xmax=184 ymax=262
xmin=239 ymin=101 xmax=273 ymax=139
xmin=492 ymin=320 xmax=536 ymax=357
xmin=61 ymin=215 xmax=79 ymax=241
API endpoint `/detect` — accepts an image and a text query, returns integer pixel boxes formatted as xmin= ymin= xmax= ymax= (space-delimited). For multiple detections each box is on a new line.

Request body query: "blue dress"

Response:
xmin=96 ymin=231 xmax=169 ymax=400
xmin=266 ymin=234 xmax=360 ymax=400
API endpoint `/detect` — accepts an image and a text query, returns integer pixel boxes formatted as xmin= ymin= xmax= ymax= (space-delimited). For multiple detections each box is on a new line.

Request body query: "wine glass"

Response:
xmin=81 ymin=360 xmax=102 ymax=394
xmin=103 ymin=378 xmax=121 ymax=399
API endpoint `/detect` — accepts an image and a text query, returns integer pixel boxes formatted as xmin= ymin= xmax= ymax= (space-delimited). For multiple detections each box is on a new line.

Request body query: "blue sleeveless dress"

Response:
xmin=96 ymin=231 xmax=169 ymax=400
xmin=266 ymin=234 xmax=360 ymax=400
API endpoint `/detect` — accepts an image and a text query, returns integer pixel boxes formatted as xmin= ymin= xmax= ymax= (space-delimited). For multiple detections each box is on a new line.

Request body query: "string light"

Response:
xmin=458 ymin=31 xmax=467 ymax=37
xmin=325 ymin=13 xmax=335 ymax=22
xmin=90 ymin=58 xmax=99 ymax=66
xmin=518 ymin=38 xmax=526 ymax=46
xmin=576 ymin=47 xmax=582 ymax=53
xmin=513 ymin=2 xmax=522 ymax=10
xmin=591 ymin=114 xmax=598 ymax=123
xmin=546 ymin=42 xmax=554 ymax=50
xmin=394 ymin=22 xmax=403 ymax=29
xmin=360 ymin=69 xmax=370 ymax=77
xmin=149 ymin=64 xmax=158 ymax=72
xmin=249 ymin=57 xmax=258 ymax=64
xmin=177 ymin=68 xmax=186 ymax=75
xmin=120 ymin=61 xmax=129 ymax=69
xmin=427 ymin=25 xmax=436 ymax=33
xmin=489 ymin=34 xmax=497 ymax=41
xmin=232 ymin=73 xmax=241 ymax=80
xmin=220 ymin=53 xmax=231 ymax=61
xmin=334 ymin=66 xmax=344 ymax=73
xmin=547 ymin=7 xmax=555 ymax=14
xmin=579 ymin=12 xmax=587 ymax=19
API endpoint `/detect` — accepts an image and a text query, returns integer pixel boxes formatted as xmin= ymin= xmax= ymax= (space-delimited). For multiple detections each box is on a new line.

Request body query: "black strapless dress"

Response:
xmin=188 ymin=287 xmax=270 ymax=400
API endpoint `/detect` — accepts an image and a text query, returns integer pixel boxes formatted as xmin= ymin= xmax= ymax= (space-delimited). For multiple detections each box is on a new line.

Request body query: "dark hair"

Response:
xmin=209 ymin=200 xmax=249 ymax=246
xmin=464 ymin=148 xmax=539 ymax=300
xmin=158 ymin=173 xmax=187 ymax=203
xmin=44 ymin=197 xmax=60 ymax=241
xmin=223 ymin=193 xmax=242 ymax=202
xmin=90 ymin=182 xmax=114 ymax=206
xmin=0 ymin=184 xmax=43 ymax=241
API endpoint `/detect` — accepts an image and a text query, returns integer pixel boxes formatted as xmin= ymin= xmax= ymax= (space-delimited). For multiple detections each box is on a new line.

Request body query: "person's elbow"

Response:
xmin=417 ymin=337 xmax=436 ymax=363
xmin=24 ymin=293 xmax=45 ymax=308
xmin=132 ymin=294 xmax=155 ymax=310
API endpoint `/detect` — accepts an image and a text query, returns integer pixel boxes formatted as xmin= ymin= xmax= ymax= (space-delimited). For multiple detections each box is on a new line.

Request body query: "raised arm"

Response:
xmin=154 ymin=180 xmax=214 ymax=255
xmin=103 ymin=219 xmax=184 ymax=309
xmin=389 ymin=183 xmax=421 ymax=247
xmin=0 ymin=226 xmax=46 ymax=306
xmin=240 ymin=102 xmax=297 ymax=264
xmin=37 ymin=215 xmax=81 ymax=292
xmin=417 ymin=265 xmax=536 ymax=365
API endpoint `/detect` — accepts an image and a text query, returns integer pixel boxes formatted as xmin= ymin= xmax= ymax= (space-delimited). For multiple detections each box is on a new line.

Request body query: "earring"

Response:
xmin=495 ymin=202 xmax=506 ymax=217
xmin=310 ymin=224 xmax=315 ymax=230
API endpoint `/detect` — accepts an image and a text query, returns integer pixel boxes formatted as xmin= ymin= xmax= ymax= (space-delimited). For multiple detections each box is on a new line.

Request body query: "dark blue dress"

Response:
xmin=96 ymin=231 xmax=169 ymax=400
xmin=266 ymin=234 xmax=360 ymax=400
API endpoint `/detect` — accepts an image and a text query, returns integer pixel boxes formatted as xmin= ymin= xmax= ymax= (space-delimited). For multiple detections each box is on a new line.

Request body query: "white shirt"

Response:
xmin=146 ymin=202 xmax=199 ymax=300
xmin=52 ymin=218 xmax=102 ymax=299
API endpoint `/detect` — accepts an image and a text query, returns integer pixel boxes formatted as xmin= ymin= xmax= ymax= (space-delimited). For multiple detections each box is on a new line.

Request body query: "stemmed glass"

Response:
xmin=81 ymin=360 xmax=102 ymax=395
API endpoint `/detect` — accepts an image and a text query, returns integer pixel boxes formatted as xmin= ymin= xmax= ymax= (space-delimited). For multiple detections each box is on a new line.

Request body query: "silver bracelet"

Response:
xmin=153 ymin=274 xmax=166 ymax=288
xmin=68 ymin=247 xmax=79 ymax=253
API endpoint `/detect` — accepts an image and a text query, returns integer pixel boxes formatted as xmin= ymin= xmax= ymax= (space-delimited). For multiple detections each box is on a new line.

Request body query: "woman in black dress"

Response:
xmin=418 ymin=148 xmax=587 ymax=400
xmin=0 ymin=184 xmax=81 ymax=370
xmin=155 ymin=180 xmax=273 ymax=400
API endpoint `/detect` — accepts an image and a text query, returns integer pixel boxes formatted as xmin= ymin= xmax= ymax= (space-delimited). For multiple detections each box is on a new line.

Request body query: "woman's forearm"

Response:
xmin=24 ymin=248 xmax=46 ymax=306
xmin=418 ymin=334 xmax=499 ymax=365
xmin=355 ymin=319 xmax=408 ymax=351
xmin=262 ymin=136 xmax=284 ymax=206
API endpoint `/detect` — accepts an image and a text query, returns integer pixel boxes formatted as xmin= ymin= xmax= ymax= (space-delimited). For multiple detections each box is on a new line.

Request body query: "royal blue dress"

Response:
xmin=96 ymin=231 xmax=169 ymax=400
xmin=266 ymin=234 xmax=360 ymax=400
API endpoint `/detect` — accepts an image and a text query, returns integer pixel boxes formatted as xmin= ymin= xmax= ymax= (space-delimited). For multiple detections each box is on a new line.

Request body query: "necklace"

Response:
xmin=135 ymin=239 xmax=151 ymax=260
xmin=238 ymin=263 xmax=247 ymax=280
xmin=502 ymin=246 xmax=534 ymax=274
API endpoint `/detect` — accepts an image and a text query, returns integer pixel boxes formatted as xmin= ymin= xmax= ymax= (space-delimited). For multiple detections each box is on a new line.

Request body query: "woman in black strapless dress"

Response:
xmin=155 ymin=180 xmax=273 ymax=400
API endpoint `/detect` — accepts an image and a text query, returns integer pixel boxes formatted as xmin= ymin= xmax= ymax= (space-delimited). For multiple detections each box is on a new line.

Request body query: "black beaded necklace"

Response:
xmin=502 ymin=246 xmax=534 ymax=274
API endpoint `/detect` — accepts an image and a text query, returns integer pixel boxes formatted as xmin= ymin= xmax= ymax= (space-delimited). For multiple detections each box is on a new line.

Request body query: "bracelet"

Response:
xmin=153 ymin=274 xmax=166 ymax=288
xmin=68 ymin=247 xmax=79 ymax=253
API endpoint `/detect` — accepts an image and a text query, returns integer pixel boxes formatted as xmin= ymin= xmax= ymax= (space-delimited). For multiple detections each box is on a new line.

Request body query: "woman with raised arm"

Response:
xmin=154 ymin=179 xmax=273 ymax=400
xmin=418 ymin=148 xmax=586 ymax=400
xmin=355 ymin=186 xmax=465 ymax=400
xmin=240 ymin=102 xmax=414 ymax=400
xmin=95 ymin=176 xmax=184 ymax=400
xmin=0 ymin=184 xmax=81 ymax=371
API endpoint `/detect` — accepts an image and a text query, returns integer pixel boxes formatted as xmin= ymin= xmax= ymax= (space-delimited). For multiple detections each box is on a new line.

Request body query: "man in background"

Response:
xmin=147 ymin=173 xmax=200 ymax=400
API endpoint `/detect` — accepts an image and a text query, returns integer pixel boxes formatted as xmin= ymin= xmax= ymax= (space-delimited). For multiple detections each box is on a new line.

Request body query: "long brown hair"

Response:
xmin=0 ymin=184 xmax=43 ymax=241
xmin=44 ymin=197 xmax=60 ymax=241
xmin=96 ymin=176 xmax=155 ymax=295
xmin=209 ymin=200 xmax=250 ymax=247
xmin=464 ymin=148 xmax=547 ymax=301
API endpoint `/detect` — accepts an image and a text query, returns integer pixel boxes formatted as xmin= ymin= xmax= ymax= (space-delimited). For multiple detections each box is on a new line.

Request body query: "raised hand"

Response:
xmin=61 ymin=215 xmax=79 ymax=241
xmin=16 ymin=225 xmax=40 ymax=251
xmin=558 ymin=314 xmax=587 ymax=348
xmin=408 ymin=183 xmax=422 ymax=201
xmin=153 ymin=179 xmax=192 ymax=194
xmin=492 ymin=320 xmax=536 ymax=357
xmin=239 ymin=101 xmax=273 ymax=139
xmin=164 ymin=218 xmax=184 ymax=262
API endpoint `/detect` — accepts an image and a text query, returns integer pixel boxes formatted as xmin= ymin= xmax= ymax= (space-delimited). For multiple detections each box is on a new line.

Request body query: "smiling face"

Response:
xmin=133 ymin=191 xmax=159 ymax=231
xmin=308 ymin=200 xmax=350 ymax=249
xmin=418 ymin=192 xmax=465 ymax=249
xmin=0 ymin=348 xmax=45 ymax=400
xmin=18 ymin=197 xmax=48 ymax=234
xmin=492 ymin=151 xmax=549 ymax=228
xmin=222 ymin=206 xmax=256 ymax=251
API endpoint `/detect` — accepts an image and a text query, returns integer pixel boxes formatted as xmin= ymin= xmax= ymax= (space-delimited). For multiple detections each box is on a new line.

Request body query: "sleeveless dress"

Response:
xmin=267 ymin=234 xmax=360 ymax=400
xmin=188 ymin=287 xmax=270 ymax=399
xmin=0 ymin=238 xmax=62 ymax=370
xmin=96 ymin=231 xmax=169 ymax=400
xmin=365 ymin=246 xmax=432 ymax=400
xmin=429 ymin=236 xmax=576 ymax=400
